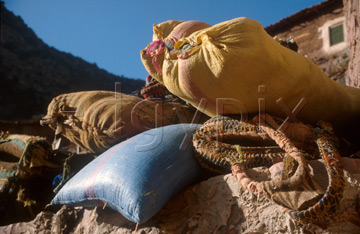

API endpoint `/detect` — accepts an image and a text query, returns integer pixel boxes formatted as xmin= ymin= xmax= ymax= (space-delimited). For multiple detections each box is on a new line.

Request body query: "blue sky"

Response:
xmin=3 ymin=0 xmax=324 ymax=80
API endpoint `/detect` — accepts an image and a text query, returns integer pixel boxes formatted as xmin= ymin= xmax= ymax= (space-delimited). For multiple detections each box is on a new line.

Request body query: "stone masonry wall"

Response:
xmin=267 ymin=2 xmax=349 ymax=83
xmin=344 ymin=0 xmax=360 ymax=88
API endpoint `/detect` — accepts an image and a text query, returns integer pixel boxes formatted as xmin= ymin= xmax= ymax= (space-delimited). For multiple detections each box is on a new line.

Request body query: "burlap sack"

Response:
xmin=0 ymin=133 xmax=59 ymax=179
xmin=141 ymin=18 xmax=360 ymax=140
xmin=0 ymin=133 xmax=61 ymax=224
xmin=41 ymin=91 xmax=204 ymax=154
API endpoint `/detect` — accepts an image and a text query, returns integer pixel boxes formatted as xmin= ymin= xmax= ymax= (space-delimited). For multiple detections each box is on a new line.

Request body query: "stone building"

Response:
xmin=265 ymin=0 xmax=349 ymax=85
xmin=343 ymin=0 xmax=360 ymax=88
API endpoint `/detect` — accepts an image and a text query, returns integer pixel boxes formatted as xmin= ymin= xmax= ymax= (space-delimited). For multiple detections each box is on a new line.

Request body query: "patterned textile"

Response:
xmin=193 ymin=114 xmax=345 ymax=223
xmin=140 ymin=75 xmax=170 ymax=99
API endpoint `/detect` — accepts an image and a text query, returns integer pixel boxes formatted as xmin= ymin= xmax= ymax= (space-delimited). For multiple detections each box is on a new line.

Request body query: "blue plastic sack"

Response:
xmin=51 ymin=124 xmax=202 ymax=223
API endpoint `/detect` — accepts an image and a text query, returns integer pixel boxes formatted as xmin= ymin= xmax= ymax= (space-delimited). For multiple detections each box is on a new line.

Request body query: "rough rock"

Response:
xmin=1 ymin=159 xmax=359 ymax=233
xmin=344 ymin=0 xmax=360 ymax=87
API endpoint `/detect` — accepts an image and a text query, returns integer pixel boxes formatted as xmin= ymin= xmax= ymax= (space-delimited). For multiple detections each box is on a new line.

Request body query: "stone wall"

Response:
xmin=344 ymin=0 xmax=360 ymax=88
xmin=266 ymin=0 xmax=349 ymax=83
xmin=2 ymin=159 xmax=360 ymax=233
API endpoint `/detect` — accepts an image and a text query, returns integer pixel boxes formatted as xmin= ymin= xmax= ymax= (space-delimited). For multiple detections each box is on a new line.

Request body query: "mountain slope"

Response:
xmin=0 ymin=2 xmax=144 ymax=120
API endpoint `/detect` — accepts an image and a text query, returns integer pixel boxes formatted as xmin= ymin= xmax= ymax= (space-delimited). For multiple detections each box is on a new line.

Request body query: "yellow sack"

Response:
xmin=41 ymin=91 xmax=202 ymax=154
xmin=141 ymin=17 xmax=360 ymax=140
